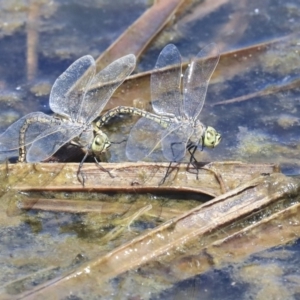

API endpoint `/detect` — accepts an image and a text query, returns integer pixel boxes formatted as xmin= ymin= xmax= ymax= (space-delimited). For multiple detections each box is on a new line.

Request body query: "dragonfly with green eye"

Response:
xmin=0 ymin=53 xmax=136 ymax=184
xmin=98 ymin=43 xmax=221 ymax=180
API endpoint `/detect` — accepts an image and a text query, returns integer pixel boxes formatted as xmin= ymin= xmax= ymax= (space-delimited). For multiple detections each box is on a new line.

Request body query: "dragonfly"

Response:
xmin=0 ymin=53 xmax=136 ymax=183
xmin=97 ymin=43 xmax=221 ymax=180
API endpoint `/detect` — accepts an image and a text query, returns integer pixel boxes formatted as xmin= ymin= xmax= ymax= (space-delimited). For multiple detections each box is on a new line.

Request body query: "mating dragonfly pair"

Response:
xmin=0 ymin=43 xmax=221 ymax=183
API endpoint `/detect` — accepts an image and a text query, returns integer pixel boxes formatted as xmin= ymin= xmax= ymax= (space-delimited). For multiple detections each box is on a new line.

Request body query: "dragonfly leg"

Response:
xmin=159 ymin=141 xmax=185 ymax=184
xmin=77 ymin=151 xmax=89 ymax=186
xmin=93 ymin=156 xmax=114 ymax=178
xmin=159 ymin=161 xmax=173 ymax=185
xmin=110 ymin=138 xmax=127 ymax=146
xmin=170 ymin=141 xmax=185 ymax=161
xmin=77 ymin=150 xmax=114 ymax=186
xmin=187 ymin=142 xmax=200 ymax=180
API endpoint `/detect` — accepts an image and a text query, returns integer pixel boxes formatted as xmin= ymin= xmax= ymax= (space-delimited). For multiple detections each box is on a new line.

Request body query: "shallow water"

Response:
xmin=1 ymin=0 xmax=300 ymax=299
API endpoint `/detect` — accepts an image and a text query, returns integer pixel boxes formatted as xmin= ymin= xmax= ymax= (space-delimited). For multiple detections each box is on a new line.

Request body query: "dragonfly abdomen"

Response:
xmin=97 ymin=106 xmax=171 ymax=129
xmin=18 ymin=115 xmax=62 ymax=162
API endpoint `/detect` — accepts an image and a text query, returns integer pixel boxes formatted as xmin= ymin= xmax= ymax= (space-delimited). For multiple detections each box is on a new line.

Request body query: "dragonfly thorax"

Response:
xmin=188 ymin=122 xmax=221 ymax=149
xmin=188 ymin=120 xmax=205 ymax=145
xmin=71 ymin=126 xmax=93 ymax=148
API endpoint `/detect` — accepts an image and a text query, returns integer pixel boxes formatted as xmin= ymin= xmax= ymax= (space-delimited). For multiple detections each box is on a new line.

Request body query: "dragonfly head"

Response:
xmin=92 ymin=131 xmax=111 ymax=155
xmin=203 ymin=126 xmax=221 ymax=148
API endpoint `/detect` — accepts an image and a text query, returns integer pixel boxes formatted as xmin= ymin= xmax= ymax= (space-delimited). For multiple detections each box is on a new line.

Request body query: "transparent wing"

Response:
xmin=81 ymin=54 xmax=136 ymax=125
xmin=126 ymin=117 xmax=167 ymax=161
xmin=27 ymin=124 xmax=83 ymax=162
xmin=0 ymin=150 xmax=17 ymax=161
xmin=49 ymin=55 xmax=96 ymax=121
xmin=161 ymin=123 xmax=193 ymax=162
xmin=151 ymin=44 xmax=182 ymax=117
xmin=183 ymin=43 xmax=220 ymax=120
xmin=0 ymin=112 xmax=56 ymax=151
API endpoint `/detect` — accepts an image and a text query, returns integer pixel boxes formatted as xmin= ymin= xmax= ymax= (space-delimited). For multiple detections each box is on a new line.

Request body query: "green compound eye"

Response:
xmin=92 ymin=132 xmax=111 ymax=154
xmin=203 ymin=126 xmax=222 ymax=148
